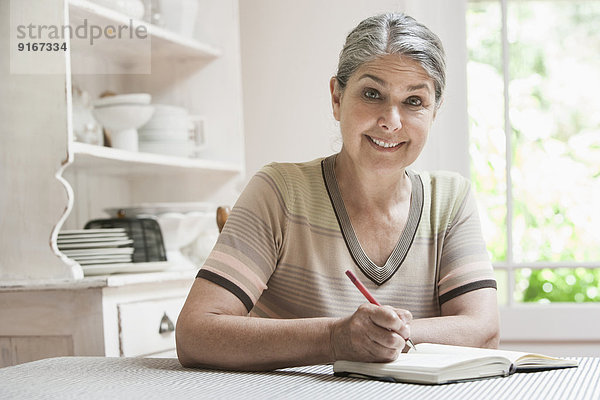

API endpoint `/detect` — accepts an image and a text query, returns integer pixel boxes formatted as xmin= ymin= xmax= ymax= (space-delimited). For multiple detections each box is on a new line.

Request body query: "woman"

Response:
xmin=176 ymin=13 xmax=499 ymax=371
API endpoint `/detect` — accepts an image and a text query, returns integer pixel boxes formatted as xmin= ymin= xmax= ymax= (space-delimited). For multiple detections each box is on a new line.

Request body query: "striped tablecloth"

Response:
xmin=0 ymin=356 xmax=598 ymax=399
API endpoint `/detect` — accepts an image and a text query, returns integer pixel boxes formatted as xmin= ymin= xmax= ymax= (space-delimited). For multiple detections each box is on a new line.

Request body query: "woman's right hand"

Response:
xmin=330 ymin=303 xmax=412 ymax=362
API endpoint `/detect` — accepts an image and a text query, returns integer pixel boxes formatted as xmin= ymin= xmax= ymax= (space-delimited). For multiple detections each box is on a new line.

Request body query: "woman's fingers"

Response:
xmin=396 ymin=308 xmax=413 ymax=324
xmin=369 ymin=305 xmax=411 ymax=340
xmin=367 ymin=323 xmax=405 ymax=350
xmin=331 ymin=303 xmax=410 ymax=362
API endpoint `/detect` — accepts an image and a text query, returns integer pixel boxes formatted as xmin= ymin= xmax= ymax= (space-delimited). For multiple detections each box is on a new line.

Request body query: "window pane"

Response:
xmin=515 ymin=268 xmax=600 ymax=303
xmin=494 ymin=268 xmax=509 ymax=306
xmin=467 ymin=1 xmax=507 ymax=262
xmin=508 ymin=1 xmax=600 ymax=263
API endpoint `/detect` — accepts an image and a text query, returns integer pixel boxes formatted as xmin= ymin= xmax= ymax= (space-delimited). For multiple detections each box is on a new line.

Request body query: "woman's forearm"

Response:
xmin=408 ymin=288 xmax=500 ymax=349
xmin=410 ymin=315 xmax=499 ymax=349
xmin=176 ymin=314 xmax=337 ymax=371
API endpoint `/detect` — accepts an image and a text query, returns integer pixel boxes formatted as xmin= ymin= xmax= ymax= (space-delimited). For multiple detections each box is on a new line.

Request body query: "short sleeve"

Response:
xmin=437 ymin=182 xmax=497 ymax=305
xmin=197 ymin=164 xmax=289 ymax=312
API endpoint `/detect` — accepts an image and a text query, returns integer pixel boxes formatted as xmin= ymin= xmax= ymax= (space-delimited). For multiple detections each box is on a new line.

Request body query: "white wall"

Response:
xmin=239 ymin=0 xmax=469 ymax=182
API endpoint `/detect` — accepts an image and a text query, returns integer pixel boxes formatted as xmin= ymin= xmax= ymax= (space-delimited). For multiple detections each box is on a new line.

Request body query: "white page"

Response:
xmin=410 ymin=343 xmax=566 ymax=365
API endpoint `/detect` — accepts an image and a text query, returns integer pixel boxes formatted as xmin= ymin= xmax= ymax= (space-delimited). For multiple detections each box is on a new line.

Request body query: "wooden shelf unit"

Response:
xmin=68 ymin=0 xmax=221 ymax=66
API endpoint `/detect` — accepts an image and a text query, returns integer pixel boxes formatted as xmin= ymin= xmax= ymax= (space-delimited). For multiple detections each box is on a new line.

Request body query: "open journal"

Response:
xmin=333 ymin=343 xmax=579 ymax=385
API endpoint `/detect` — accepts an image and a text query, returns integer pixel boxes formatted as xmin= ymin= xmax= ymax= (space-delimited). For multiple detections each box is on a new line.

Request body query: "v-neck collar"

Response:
xmin=321 ymin=154 xmax=424 ymax=285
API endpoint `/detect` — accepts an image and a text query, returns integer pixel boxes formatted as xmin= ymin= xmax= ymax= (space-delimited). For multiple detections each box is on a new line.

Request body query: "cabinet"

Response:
xmin=0 ymin=0 xmax=244 ymax=366
xmin=0 ymin=272 xmax=195 ymax=366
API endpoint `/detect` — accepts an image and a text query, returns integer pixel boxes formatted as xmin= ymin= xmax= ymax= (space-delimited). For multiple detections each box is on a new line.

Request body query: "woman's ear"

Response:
xmin=433 ymin=97 xmax=444 ymax=120
xmin=330 ymin=77 xmax=341 ymax=122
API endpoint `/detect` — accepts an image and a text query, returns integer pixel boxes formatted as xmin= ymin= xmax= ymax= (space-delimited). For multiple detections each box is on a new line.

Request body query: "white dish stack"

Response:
xmin=58 ymin=228 xmax=173 ymax=276
xmin=92 ymin=0 xmax=145 ymax=19
xmin=139 ymin=105 xmax=205 ymax=158
xmin=57 ymin=228 xmax=134 ymax=266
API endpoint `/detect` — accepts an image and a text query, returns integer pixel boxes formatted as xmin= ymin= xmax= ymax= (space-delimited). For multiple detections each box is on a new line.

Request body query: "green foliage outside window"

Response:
xmin=467 ymin=1 xmax=600 ymax=303
xmin=515 ymin=268 xmax=600 ymax=303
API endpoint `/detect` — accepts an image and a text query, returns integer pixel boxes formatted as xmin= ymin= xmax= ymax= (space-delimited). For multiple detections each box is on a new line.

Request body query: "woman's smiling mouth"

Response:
xmin=366 ymin=135 xmax=404 ymax=149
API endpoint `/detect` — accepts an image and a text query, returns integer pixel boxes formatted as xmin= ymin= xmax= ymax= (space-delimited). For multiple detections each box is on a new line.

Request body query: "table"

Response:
xmin=0 ymin=357 xmax=598 ymax=399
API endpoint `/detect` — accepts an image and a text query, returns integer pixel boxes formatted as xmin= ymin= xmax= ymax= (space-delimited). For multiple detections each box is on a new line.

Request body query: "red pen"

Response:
xmin=345 ymin=269 xmax=417 ymax=351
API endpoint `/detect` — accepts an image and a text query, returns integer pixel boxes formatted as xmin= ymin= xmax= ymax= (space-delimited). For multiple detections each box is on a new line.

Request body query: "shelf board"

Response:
xmin=70 ymin=142 xmax=242 ymax=176
xmin=68 ymin=0 xmax=221 ymax=66
xmin=0 ymin=268 xmax=198 ymax=292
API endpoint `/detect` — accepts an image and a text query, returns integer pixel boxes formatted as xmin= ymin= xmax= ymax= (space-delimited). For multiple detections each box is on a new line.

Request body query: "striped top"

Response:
xmin=197 ymin=154 xmax=496 ymax=319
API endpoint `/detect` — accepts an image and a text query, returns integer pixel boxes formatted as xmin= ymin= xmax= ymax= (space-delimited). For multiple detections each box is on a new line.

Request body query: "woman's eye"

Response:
xmin=406 ymin=96 xmax=423 ymax=107
xmin=363 ymin=89 xmax=381 ymax=99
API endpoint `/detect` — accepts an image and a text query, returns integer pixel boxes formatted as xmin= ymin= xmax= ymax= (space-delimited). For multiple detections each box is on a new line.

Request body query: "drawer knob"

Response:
xmin=159 ymin=312 xmax=175 ymax=334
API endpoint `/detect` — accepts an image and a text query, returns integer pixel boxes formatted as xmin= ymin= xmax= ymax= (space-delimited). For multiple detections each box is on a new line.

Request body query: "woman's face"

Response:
xmin=330 ymin=55 xmax=437 ymax=176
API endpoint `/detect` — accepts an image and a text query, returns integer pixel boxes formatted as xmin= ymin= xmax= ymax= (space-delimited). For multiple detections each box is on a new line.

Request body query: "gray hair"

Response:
xmin=335 ymin=13 xmax=446 ymax=109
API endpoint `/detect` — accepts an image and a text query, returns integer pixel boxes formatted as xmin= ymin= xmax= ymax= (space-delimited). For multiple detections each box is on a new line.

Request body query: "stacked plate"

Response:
xmin=58 ymin=228 xmax=134 ymax=266
xmin=139 ymin=105 xmax=202 ymax=157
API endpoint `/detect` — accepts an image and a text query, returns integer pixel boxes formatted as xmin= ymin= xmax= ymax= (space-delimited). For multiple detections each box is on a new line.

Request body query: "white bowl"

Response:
xmin=141 ymin=105 xmax=190 ymax=134
xmin=93 ymin=104 xmax=155 ymax=152
xmin=151 ymin=104 xmax=188 ymax=117
xmin=93 ymin=104 xmax=155 ymax=131
xmin=142 ymin=117 xmax=191 ymax=131
xmin=139 ymin=141 xmax=196 ymax=157
xmin=138 ymin=128 xmax=190 ymax=142
xmin=94 ymin=93 xmax=151 ymax=107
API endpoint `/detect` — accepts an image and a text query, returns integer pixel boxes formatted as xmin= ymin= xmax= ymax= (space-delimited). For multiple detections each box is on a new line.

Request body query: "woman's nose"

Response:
xmin=377 ymin=106 xmax=402 ymax=132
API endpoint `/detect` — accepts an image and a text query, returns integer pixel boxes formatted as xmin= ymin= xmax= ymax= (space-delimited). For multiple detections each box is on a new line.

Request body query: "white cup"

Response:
xmin=159 ymin=0 xmax=199 ymax=37
xmin=188 ymin=115 xmax=206 ymax=157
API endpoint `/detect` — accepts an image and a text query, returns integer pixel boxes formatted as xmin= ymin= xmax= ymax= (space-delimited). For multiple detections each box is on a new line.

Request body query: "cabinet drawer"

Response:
xmin=117 ymin=297 xmax=186 ymax=357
